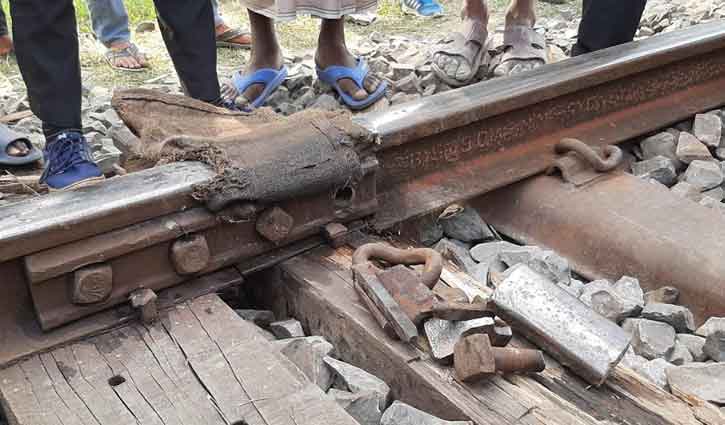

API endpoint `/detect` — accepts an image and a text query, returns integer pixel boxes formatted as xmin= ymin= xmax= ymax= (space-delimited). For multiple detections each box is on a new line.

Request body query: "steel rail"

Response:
xmin=2 ymin=22 xmax=725 ymax=366
xmin=357 ymin=21 xmax=725 ymax=228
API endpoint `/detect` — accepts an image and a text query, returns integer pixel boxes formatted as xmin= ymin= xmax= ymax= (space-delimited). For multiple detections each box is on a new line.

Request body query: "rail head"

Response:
xmin=354 ymin=21 xmax=725 ymax=148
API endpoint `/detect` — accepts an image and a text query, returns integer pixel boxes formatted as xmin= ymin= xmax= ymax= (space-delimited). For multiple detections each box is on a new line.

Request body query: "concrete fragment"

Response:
xmin=311 ymin=94 xmax=343 ymax=111
xmin=670 ymin=181 xmax=703 ymax=202
xmin=434 ymin=238 xmax=476 ymax=273
xmin=631 ymin=319 xmax=676 ymax=360
xmin=640 ymin=303 xmax=695 ymax=333
xmin=692 ymin=113 xmax=722 ymax=147
xmin=470 ymin=241 xmax=520 ymax=263
xmin=702 ymin=186 xmax=725 ymax=201
xmin=438 ymin=205 xmax=494 ymax=243
xmin=666 ymin=362 xmax=725 ymax=404
xmin=640 ymin=132 xmax=679 ymax=162
xmin=703 ymin=331 xmax=725 ymax=362
xmin=273 ymin=336 xmax=335 ymax=391
xmin=676 ymin=132 xmax=712 ymax=163
xmin=498 ymin=246 xmax=571 ymax=284
xmin=634 ymin=358 xmax=671 ymax=389
xmin=620 ymin=345 xmax=648 ymax=370
xmin=644 ymin=286 xmax=680 ymax=305
xmin=621 ymin=318 xmax=645 ymax=336
xmin=391 ymin=63 xmax=416 ymax=80
xmin=381 ymin=401 xmax=473 ymax=425
xmin=235 ymin=309 xmax=275 ymax=329
xmin=327 ymin=389 xmax=382 ymax=425
xmin=676 ymin=333 xmax=708 ymax=362
xmin=613 ymin=276 xmax=645 ymax=311
xmin=579 ymin=279 xmax=612 ymax=306
xmin=667 ymin=342 xmax=694 ymax=365
xmin=324 ymin=357 xmax=390 ymax=411
xmin=631 ymin=156 xmax=677 ymax=186
xmin=423 ymin=317 xmax=495 ymax=362
xmin=682 ymin=160 xmax=724 ymax=191
xmin=270 ymin=319 xmax=305 ymax=339
xmin=415 ymin=214 xmax=444 ymax=246
xmin=695 ymin=317 xmax=725 ymax=338
xmin=580 ymin=279 xmax=641 ymax=322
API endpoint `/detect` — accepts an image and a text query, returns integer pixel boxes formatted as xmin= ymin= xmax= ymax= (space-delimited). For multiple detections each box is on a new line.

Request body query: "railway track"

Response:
xmin=1 ymin=21 xmax=725 ymax=417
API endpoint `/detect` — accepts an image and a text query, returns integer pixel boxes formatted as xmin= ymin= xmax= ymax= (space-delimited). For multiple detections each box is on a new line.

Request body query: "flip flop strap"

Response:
xmin=106 ymin=44 xmax=145 ymax=61
xmin=434 ymin=20 xmax=488 ymax=58
xmin=232 ymin=68 xmax=285 ymax=93
xmin=500 ymin=25 xmax=547 ymax=62
xmin=318 ymin=58 xmax=369 ymax=88
xmin=216 ymin=27 xmax=250 ymax=42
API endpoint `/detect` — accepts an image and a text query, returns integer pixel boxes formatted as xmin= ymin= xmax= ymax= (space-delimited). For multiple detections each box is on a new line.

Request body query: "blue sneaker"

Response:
xmin=401 ymin=0 xmax=443 ymax=16
xmin=40 ymin=132 xmax=104 ymax=191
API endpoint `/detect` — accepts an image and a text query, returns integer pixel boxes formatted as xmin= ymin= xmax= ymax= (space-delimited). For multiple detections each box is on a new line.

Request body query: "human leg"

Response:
xmin=490 ymin=0 xmax=547 ymax=77
xmin=10 ymin=0 xmax=103 ymax=189
xmin=431 ymin=0 xmax=490 ymax=86
xmin=153 ymin=0 xmax=221 ymax=103
xmin=572 ymin=0 xmax=647 ymax=56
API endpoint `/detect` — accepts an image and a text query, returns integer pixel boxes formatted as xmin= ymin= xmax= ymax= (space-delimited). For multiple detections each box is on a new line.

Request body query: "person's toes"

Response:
xmin=455 ymin=61 xmax=472 ymax=80
xmin=444 ymin=60 xmax=460 ymax=78
xmin=136 ymin=54 xmax=148 ymax=67
xmin=363 ymin=75 xmax=380 ymax=94
xmin=6 ymin=141 xmax=30 ymax=157
xmin=338 ymin=79 xmax=368 ymax=101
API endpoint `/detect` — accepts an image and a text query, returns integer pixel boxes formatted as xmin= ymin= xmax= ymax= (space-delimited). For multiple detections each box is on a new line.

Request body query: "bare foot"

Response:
xmin=0 ymin=35 xmax=12 ymax=57
xmin=215 ymin=23 xmax=252 ymax=48
xmin=315 ymin=47 xmax=381 ymax=101
xmin=106 ymin=41 xmax=148 ymax=71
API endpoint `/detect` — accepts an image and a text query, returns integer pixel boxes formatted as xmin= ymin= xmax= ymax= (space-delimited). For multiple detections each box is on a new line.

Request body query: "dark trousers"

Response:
xmin=572 ymin=0 xmax=648 ymax=56
xmin=0 ymin=4 xmax=7 ymax=37
xmin=9 ymin=0 xmax=220 ymax=137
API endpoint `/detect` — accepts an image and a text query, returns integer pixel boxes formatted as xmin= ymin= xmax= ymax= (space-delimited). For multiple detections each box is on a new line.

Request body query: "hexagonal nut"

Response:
xmin=256 ymin=206 xmax=294 ymax=243
xmin=171 ymin=234 xmax=210 ymax=275
xmin=72 ymin=264 xmax=113 ymax=305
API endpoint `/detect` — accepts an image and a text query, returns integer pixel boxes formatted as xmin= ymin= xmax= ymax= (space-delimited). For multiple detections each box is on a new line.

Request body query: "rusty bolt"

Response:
xmin=171 ymin=234 xmax=210 ymax=275
xmin=129 ymin=288 xmax=158 ymax=325
xmin=256 ymin=206 xmax=294 ymax=244
xmin=72 ymin=263 xmax=113 ymax=305
xmin=322 ymin=222 xmax=349 ymax=248
xmin=454 ymin=334 xmax=545 ymax=382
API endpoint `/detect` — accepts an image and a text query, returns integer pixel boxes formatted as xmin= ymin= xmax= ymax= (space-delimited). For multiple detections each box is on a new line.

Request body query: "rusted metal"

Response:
xmin=71 ymin=263 xmax=113 ymax=305
xmin=129 ymin=288 xmax=158 ymax=324
xmin=476 ymin=171 xmax=725 ymax=325
xmin=255 ymin=206 xmax=295 ymax=243
xmin=357 ymin=22 xmax=725 ymax=229
xmin=352 ymin=261 xmax=420 ymax=343
xmin=170 ymin=234 xmax=211 ymax=275
xmin=554 ymin=138 xmax=623 ymax=171
xmin=454 ymin=334 xmax=545 ymax=382
xmin=376 ymin=265 xmax=437 ymax=325
xmin=351 ymin=243 xmax=443 ymax=288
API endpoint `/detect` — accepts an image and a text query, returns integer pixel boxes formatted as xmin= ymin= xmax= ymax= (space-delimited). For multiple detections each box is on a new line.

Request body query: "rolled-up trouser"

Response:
xmin=572 ymin=0 xmax=648 ymax=56
xmin=9 ymin=0 xmax=220 ymax=137
xmin=85 ymin=0 xmax=131 ymax=46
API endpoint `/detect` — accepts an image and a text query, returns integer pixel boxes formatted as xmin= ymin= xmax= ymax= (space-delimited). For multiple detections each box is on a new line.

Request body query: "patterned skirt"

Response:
xmin=240 ymin=0 xmax=377 ymax=21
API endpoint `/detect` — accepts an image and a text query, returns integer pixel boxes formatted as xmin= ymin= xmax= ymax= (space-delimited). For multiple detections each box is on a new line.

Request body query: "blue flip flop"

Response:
xmin=0 ymin=124 xmax=42 ymax=166
xmin=230 ymin=66 xmax=288 ymax=109
xmin=316 ymin=58 xmax=388 ymax=110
